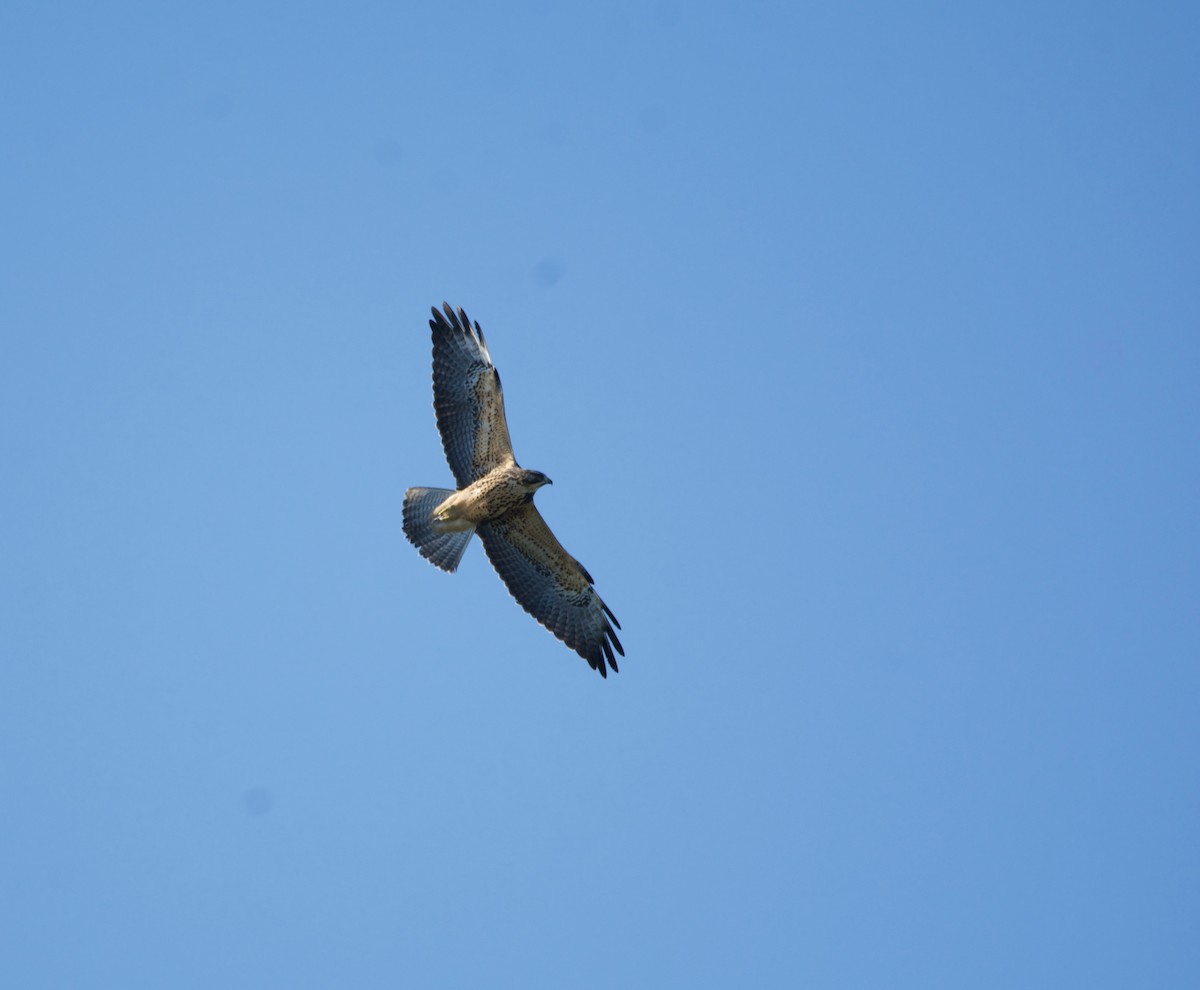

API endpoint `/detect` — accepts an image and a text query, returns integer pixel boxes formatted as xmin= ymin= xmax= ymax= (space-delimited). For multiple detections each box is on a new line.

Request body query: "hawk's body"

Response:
xmin=402 ymin=303 xmax=623 ymax=677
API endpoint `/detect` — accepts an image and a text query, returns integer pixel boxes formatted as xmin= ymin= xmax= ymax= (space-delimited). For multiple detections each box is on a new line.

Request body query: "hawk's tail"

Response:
xmin=402 ymin=487 xmax=474 ymax=573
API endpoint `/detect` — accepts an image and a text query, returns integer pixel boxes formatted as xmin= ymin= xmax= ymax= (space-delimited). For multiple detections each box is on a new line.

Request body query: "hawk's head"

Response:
xmin=518 ymin=469 xmax=553 ymax=490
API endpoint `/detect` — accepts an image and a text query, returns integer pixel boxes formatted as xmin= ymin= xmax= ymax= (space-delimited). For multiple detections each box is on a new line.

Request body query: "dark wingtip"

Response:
xmin=608 ymin=626 xmax=625 ymax=658
xmin=432 ymin=302 xmax=483 ymax=344
xmin=585 ymin=649 xmax=608 ymax=678
xmin=431 ymin=301 xmax=463 ymax=331
xmin=600 ymin=637 xmax=621 ymax=675
xmin=429 ymin=301 xmax=488 ymax=355
xmin=432 ymin=303 xmax=466 ymax=336
xmin=601 ymin=600 xmax=621 ymax=630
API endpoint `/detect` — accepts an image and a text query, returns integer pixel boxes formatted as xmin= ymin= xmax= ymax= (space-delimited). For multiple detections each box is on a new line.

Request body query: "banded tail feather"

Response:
xmin=402 ymin=487 xmax=475 ymax=572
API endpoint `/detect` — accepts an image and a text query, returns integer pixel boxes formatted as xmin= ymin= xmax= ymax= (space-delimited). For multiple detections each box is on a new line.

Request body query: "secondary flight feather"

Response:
xmin=402 ymin=303 xmax=624 ymax=677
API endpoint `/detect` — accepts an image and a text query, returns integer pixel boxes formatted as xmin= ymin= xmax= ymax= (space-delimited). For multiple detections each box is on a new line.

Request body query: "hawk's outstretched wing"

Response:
xmin=430 ymin=303 xmax=515 ymax=487
xmin=477 ymin=504 xmax=624 ymax=677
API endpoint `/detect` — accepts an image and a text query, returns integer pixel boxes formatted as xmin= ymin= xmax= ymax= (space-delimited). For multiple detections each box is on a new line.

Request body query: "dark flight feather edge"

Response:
xmin=601 ymin=600 xmax=622 ymax=632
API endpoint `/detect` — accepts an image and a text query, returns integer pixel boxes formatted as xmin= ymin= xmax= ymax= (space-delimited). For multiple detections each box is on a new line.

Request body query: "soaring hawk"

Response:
xmin=402 ymin=303 xmax=624 ymax=677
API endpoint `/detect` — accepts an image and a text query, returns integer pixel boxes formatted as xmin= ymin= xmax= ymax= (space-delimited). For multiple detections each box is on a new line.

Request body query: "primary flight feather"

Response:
xmin=402 ymin=303 xmax=624 ymax=677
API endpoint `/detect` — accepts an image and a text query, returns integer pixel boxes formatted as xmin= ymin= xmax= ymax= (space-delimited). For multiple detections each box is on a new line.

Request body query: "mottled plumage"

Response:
xmin=429 ymin=304 xmax=513 ymax=488
xmin=402 ymin=303 xmax=624 ymax=677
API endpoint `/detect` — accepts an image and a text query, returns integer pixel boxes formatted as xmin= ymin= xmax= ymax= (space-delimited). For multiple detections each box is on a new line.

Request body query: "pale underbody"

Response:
xmin=431 ymin=464 xmax=548 ymax=533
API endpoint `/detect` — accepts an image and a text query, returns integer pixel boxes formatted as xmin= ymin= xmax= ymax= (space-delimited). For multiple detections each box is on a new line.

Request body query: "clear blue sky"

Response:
xmin=2 ymin=2 xmax=1197 ymax=987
